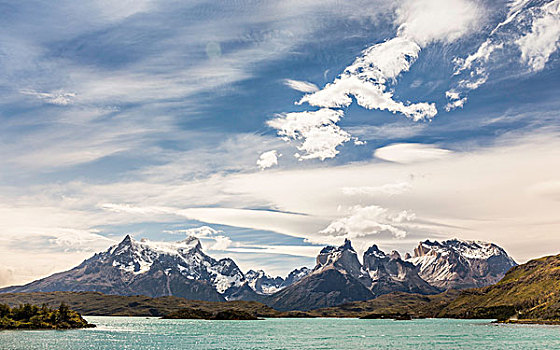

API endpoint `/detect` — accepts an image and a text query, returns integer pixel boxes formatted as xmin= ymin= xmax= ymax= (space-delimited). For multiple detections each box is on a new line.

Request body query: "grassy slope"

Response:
xmin=440 ymin=254 xmax=560 ymax=321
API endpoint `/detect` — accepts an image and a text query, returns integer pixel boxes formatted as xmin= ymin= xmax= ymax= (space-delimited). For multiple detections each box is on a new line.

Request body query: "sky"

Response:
xmin=0 ymin=0 xmax=559 ymax=287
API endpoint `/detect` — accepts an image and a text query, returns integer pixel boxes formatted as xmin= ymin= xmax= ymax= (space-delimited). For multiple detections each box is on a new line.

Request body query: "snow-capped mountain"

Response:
xmin=406 ymin=239 xmax=517 ymax=289
xmin=244 ymin=267 xmax=312 ymax=295
xmin=245 ymin=270 xmax=284 ymax=295
xmin=362 ymin=245 xmax=439 ymax=295
xmin=0 ymin=235 xmax=246 ymax=301
xmin=0 ymin=235 xmax=517 ymax=310
xmin=0 ymin=235 xmax=311 ymax=301
xmin=270 ymin=238 xmax=514 ymax=310
xmin=270 ymin=239 xmax=439 ymax=310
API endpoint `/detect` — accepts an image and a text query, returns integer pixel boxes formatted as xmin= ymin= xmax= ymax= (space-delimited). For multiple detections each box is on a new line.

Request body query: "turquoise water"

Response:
xmin=1 ymin=317 xmax=559 ymax=349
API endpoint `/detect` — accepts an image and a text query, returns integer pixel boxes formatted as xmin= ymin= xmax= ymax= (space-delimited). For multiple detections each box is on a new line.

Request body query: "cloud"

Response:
xmin=283 ymin=79 xmax=319 ymax=93
xmin=19 ymin=89 xmax=77 ymax=106
xmin=206 ymin=235 xmax=233 ymax=251
xmin=396 ymin=0 xmax=483 ymax=45
xmin=297 ymin=38 xmax=436 ymax=121
xmin=346 ymin=122 xmax=427 ymax=140
xmin=164 ymin=226 xmax=220 ymax=237
xmin=271 ymin=0 xmax=483 ymax=160
xmin=516 ymin=0 xmax=560 ymax=72
xmin=342 ymin=182 xmax=412 ymax=197
xmin=319 ymin=205 xmax=415 ymax=240
xmin=448 ymin=0 xmax=560 ymax=109
xmin=267 ymin=109 xmax=351 ymax=160
xmin=164 ymin=225 xmax=233 ymax=251
xmin=257 ymin=150 xmax=280 ymax=170
xmin=374 ymin=143 xmax=452 ymax=163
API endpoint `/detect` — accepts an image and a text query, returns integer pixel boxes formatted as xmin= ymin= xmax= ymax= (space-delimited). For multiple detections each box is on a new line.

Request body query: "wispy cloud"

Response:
xmin=448 ymin=0 xmax=560 ymax=110
xmin=283 ymin=79 xmax=319 ymax=93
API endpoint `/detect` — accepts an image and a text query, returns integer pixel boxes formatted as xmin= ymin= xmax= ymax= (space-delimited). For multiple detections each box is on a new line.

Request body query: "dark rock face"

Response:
xmin=406 ymin=239 xmax=517 ymax=289
xmin=362 ymin=245 xmax=440 ymax=295
xmin=269 ymin=269 xmax=374 ymax=311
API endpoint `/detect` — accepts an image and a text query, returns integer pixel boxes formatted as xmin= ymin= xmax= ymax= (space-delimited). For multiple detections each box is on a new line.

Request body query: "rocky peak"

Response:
xmin=390 ymin=250 xmax=401 ymax=260
xmin=407 ymin=238 xmax=517 ymax=289
xmin=315 ymin=239 xmax=362 ymax=279
xmin=282 ymin=267 xmax=311 ymax=287
xmin=364 ymin=245 xmax=386 ymax=259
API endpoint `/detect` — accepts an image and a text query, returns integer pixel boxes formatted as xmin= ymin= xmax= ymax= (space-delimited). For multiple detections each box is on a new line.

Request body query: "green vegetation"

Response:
xmin=0 ymin=302 xmax=94 ymax=330
xmin=440 ymin=254 xmax=560 ymax=322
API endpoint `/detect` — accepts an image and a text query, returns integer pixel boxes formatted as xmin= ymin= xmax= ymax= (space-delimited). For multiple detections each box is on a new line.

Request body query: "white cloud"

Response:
xmin=19 ymin=89 xmax=77 ymax=106
xmin=449 ymin=0 xmax=560 ymax=108
xmin=374 ymin=143 xmax=452 ymax=163
xmin=516 ymin=0 xmax=560 ymax=72
xmin=396 ymin=0 xmax=482 ymax=45
xmin=319 ymin=205 xmax=415 ymax=240
xmin=164 ymin=225 xmax=233 ymax=251
xmin=298 ymin=38 xmax=437 ymax=121
xmin=283 ymin=79 xmax=319 ymax=93
xmin=257 ymin=150 xmax=280 ymax=170
xmin=165 ymin=226 xmax=220 ymax=237
xmin=206 ymin=235 xmax=233 ymax=251
xmin=342 ymin=182 xmax=411 ymax=197
xmin=445 ymin=90 xmax=468 ymax=111
xmin=267 ymin=109 xmax=350 ymax=160
xmin=271 ymin=0 xmax=484 ymax=161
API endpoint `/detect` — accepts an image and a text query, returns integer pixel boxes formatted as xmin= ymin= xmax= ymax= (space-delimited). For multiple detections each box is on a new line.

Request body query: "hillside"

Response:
xmin=440 ymin=254 xmax=560 ymax=321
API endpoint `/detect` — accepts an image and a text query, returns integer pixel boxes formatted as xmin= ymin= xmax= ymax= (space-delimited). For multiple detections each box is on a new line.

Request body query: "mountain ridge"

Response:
xmin=0 ymin=235 xmax=517 ymax=311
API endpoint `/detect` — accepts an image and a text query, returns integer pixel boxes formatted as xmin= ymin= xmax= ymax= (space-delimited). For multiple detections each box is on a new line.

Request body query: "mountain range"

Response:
xmin=0 ymin=235 xmax=517 ymax=310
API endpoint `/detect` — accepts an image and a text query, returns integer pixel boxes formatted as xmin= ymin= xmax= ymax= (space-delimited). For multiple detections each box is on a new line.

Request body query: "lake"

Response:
xmin=1 ymin=316 xmax=559 ymax=349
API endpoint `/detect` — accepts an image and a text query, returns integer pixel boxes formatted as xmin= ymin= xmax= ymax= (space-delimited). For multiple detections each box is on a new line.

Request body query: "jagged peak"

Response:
xmin=364 ymin=244 xmax=386 ymax=258
xmin=341 ymin=238 xmax=354 ymax=251
xmin=390 ymin=250 xmax=401 ymax=260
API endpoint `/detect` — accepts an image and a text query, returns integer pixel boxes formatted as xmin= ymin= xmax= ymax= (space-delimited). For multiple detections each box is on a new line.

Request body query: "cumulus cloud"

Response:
xmin=257 ymin=150 xmax=280 ymax=170
xmin=267 ymin=109 xmax=350 ymax=160
xmin=374 ymin=143 xmax=452 ymax=163
xmin=319 ymin=205 xmax=415 ymax=240
xmin=283 ymin=79 xmax=319 ymax=93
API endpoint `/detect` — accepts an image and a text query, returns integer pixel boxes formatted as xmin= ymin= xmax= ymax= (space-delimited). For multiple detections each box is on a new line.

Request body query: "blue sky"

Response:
xmin=0 ymin=0 xmax=559 ymax=286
